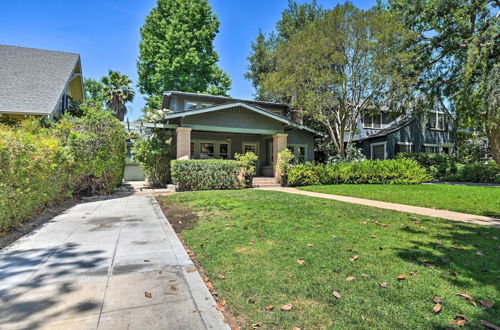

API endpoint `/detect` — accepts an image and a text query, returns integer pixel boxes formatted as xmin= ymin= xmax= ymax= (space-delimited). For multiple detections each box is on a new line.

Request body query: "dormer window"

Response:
xmin=184 ymin=100 xmax=213 ymax=110
xmin=428 ymin=110 xmax=445 ymax=130
xmin=363 ymin=112 xmax=390 ymax=129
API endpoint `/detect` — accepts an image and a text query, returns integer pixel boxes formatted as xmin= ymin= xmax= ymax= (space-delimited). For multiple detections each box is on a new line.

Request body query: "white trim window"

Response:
xmin=370 ymin=142 xmax=387 ymax=160
xmin=397 ymin=142 xmax=414 ymax=153
xmin=287 ymin=144 xmax=307 ymax=164
xmin=441 ymin=143 xmax=454 ymax=154
xmin=423 ymin=143 xmax=439 ymax=153
xmin=184 ymin=100 xmax=213 ymax=110
xmin=428 ymin=110 xmax=446 ymax=130
xmin=191 ymin=140 xmax=231 ymax=159
xmin=363 ymin=112 xmax=391 ymax=129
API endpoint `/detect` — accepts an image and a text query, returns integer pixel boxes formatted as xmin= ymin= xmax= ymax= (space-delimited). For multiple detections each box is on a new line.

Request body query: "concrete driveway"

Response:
xmin=0 ymin=193 xmax=228 ymax=330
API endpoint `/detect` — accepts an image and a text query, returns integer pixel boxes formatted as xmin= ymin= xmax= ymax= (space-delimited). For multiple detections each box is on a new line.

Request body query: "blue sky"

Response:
xmin=0 ymin=0 xmax=376 ymax=120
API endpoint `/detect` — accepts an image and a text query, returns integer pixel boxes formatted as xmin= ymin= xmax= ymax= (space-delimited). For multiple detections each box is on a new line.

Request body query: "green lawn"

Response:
xmin=159 ymin=190 xmax=499 ymax=329
xmin=299 ymin=184 xmax=500 ymax=218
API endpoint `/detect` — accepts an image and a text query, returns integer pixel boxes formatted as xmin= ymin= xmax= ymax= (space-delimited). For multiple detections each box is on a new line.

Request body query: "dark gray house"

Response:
xmin=160 ymin=91 xmax=321 ymax=178
xmin=353 ymin=107 xmax=455 ymax=160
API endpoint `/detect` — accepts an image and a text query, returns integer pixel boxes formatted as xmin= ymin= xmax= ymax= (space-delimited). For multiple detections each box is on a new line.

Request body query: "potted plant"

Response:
xmin=277 ymin=149 xmax=294 ymax=186
xmin=235 ymin=152 xmax=258 ymax=188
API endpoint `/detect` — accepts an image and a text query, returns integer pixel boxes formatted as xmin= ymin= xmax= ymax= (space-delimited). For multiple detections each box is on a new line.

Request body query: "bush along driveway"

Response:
xmin=158 ymin=190 xmax=499 ymax=329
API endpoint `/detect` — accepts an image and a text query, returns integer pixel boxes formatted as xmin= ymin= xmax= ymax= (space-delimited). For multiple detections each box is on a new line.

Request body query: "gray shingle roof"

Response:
xmin=0 ymin=45 xmax=80 ymax=115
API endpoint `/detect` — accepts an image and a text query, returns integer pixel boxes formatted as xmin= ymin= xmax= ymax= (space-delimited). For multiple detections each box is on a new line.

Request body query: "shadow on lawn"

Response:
xmin=0 ymin=242 xmax=106 ymax=328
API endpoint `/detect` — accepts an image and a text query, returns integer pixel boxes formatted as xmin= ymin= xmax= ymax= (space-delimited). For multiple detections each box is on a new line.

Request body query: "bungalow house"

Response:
xmin=0 ymin=45 xmax=84 ymax=120
xmin=160 ymin=91 xmax=321 ymax=178
xmin=353 ymin=106 xmax=456 ymax=160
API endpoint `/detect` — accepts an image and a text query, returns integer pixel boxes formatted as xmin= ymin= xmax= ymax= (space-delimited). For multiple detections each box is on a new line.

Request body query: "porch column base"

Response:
xmin=176 ymin=127 xmax=192 ymax=160
xmin=272 ymin=133 xmax=288 ymax=180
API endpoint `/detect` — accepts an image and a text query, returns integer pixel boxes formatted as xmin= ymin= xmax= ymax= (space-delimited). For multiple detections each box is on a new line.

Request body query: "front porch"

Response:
xmin=175 ymin=127 xmax=289 ymax=178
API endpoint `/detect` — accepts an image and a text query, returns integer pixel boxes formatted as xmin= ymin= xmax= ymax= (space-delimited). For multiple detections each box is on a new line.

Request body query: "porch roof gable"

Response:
xmin=164 ymin=102 xmax=323 ymax=136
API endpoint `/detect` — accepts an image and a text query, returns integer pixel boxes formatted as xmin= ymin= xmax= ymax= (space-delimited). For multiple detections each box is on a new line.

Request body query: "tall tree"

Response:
xmin=245 ymin=0 xmax=324 ymax=100
xmin=101 ymin=70 xmax=135 ymax=121
xmin=262 ymin=3 xmax=418 ymax=156
xmin=137 ymin=0 xmax=231 ymax=105
xmin=83 ymin=78 xmax=106 ymax=108
xmin=388 ymin=0 xmax=500 ymax=164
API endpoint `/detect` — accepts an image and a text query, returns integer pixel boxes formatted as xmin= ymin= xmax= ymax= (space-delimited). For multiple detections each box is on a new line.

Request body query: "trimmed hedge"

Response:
xmin=397 ymin=152 xmax=500 ymax=183
xmin=171 ymin=159 xmax=242 ymax=191
xmin=0 ymin=107 xmax=126 ymax=234
xmin=288 ymin=159 xmax=431 ymax=186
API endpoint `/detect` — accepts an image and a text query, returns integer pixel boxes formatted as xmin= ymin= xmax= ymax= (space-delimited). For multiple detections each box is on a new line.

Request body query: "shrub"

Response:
xmin=133 ymin=129 xmax=172 ymax=187
xmin=397 ymin=152 xmax=500 ymax=183
xmin=171 ymin=159 xmax=242 ymax=191
xmin=288 ymin=159 xmax=431 ymax=186
xmin=277 ymin=149 xmax=294 ymax=177
xmin=0 ymin=107 xmax=126 ymax=234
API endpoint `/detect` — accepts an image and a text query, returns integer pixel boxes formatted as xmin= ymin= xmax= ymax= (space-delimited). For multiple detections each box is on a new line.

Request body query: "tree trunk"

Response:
xmin=486 ymin=123 xmax=500 ymax=165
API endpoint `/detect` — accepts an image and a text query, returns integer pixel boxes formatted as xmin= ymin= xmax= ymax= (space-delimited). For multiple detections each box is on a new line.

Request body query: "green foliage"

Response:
xmin=245 ymin=1 xmax=324 ymax=100
xmin=288 ymin=159 xmax=431 ymax=186
xmin=133 ymin=130 xmax=172 ymax=187
xmin=83 ymin=78 xmax=107 ymax=108
xmin=388 ymin=0 xmax=500 ymax=165
xmin=277 ymin=149 xmax=294 ymax=176
xmin=398 ymin=152 xmax=500 ymax=183
xmin=171 ymin=160 xmax=242 ymax=191
xmin=138 ymin=0 xmax=231 ymax=99
xmin=328 ymin=144 xmax=366 ymax=164
xmin=235 ymin=152 xmax=258 ymax=177
xmin=101 ymin=70 xmax=135 ymax=121
xmin=262 ymin=3 xmax=418 ymax=156
xmin=0 ymin=107 xmax=126 ymax=234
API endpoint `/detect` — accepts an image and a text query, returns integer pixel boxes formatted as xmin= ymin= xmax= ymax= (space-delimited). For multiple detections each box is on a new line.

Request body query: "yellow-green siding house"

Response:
xmin=0 ymin=45 xmax=84 ymax=120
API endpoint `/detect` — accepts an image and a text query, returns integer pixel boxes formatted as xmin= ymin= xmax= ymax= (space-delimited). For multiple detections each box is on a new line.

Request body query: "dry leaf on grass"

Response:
xmin=480 ymin=300 xmax=494 ymax=309
xmin=433 ymin=298 xmax=442 ymax=304
xmin=361 ymin=273 xmax=369 ymax=277
xmin=480 ymin=320 xmax=500 ymax=330
xmin=346 ymin=276 xmax=356 ymax=281
xmin=297 ymin=259 xmax=305 ymax=265
xmin=349 ymin=255 xmax=360 ymax=262
xmin=433 ymin=304 xmax=442 ymax=313
xmin=397 ymin=275 xmax=406 ymax=280
xmin=380 ymin=223 xmax=389 ymax=227
xmin=249 ymin=240 xmax=255 ymax=246
xmin=409 ymin=271 xmax=418 ymax=275
xmin=144 ymin=291 xmax=152 ymax=298
xmin=251 ymin=322 xmax=263 ymax=328
xmin=450 ymin=319 xmax=466 ymax=327
xmin=265 ymin=305 xmax=274 ymax=310
xmin=186 ymin=268 xmax=197 ymax=273
xmin=307 ymin=243 xmax=314 ymax=247
xmin=292 ymin=328 xmax=302 ymax=330
xmin=457 ymin=293 xmax=474 ymax=301
xmin=281 ymin=304 xmax=293 ymax=311
xmin=379 ymin=282 xmax=388 ymax=288
xmin=370 ymin=235 xmax=377 ymax=238
xmin=218 ymin=274 xmax=226 ymax=280
xmin=332 ymin=291 xmax=341 ymax=299
xmin=216 ymin=303 xmax=225 ymax=312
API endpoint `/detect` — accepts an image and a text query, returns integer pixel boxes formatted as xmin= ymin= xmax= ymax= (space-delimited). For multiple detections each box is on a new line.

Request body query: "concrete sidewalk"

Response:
xmin=257 ymin=187 xmax=500 ymax=228
xmin=0 ymin=194 xmax=228 ymax=329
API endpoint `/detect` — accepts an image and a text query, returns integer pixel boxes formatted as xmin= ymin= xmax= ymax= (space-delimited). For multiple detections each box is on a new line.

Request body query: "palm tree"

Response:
xmin=101 ymin=70 xmax=135 ymax=121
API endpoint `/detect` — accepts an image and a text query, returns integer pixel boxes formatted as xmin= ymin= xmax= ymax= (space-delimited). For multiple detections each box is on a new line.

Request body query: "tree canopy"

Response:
xmin=245 ymin=0 xmax=324 ymax=101
xmin=101 ymin=70 xmax=135 ymax=121
xmin=262 ymin=3 xmax=418 ymax=156
xmin=137 ymin=0 xmax=231 ymax=104
xmin=388 ymin=0 xmax=500 ymax=164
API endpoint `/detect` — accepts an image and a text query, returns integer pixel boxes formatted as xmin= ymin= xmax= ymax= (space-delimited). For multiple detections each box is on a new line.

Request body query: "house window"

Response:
xmin=423 ymin=144 xmax=439 ymax=153
xmin=200 ymin=142 xmax=215 ymax=159
xmin=371 ymin=142 xmax=386 ymax=160
xmin=243 ymin=143 xmax=258 ymax=154
xmin=363 ymin=112 xmax=390 ymax=129
xmin=219 ymin=143 xmax=229 ymax=159
xmin=190 ymin=142 xmax=194 ymax=158
xmin=397 ymin=142 xmax=413 ymax=153
xmin=184 ymin=100 xmax=213 ymax=110
xmin=287 ymin=144 xmax=307 ymax=164
xmin=428 ymin=110 xmax=445 ymax=130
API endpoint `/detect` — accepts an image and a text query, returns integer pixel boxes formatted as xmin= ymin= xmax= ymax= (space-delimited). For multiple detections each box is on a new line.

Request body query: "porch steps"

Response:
xmin=252 ymin=177 xmax=280 ymax=188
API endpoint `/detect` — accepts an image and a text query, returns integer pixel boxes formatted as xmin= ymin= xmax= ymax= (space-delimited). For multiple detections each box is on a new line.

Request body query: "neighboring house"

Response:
xmin=353 ymin=107 xmax=456 ymax=160
xmin=160 ymin=91 xmax=321 ymax=178
xmin=0 ymin=45 xmax=84 ymax=119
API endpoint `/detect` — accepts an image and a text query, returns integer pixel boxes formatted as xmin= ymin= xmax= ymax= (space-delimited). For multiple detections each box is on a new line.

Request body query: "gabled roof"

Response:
xmin=0 ymin=45 xmax=82 ymax=116
xmin=165 ymin=101 xmax=323 ymax=136
xmin=353 ymin=114 xmax=415 ymax=142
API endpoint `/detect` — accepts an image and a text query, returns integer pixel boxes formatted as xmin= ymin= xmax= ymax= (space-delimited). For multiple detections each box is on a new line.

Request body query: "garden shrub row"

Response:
xmin=0 ymin=107 xmax=126 ymax=234
xmin=397 ymin=152 xmax=500 ymax=183
xmin=288 ymin=159 xmax=431 ymax=186
xmin=171 ymin=159 xmax=242 ymax=191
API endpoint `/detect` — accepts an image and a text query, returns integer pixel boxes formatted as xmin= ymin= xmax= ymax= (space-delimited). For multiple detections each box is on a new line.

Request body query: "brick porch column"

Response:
xmin=272 ymin=133 xmax=288 ymax=180
xmin=176 ymin=127 xmax=192 ymax=160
